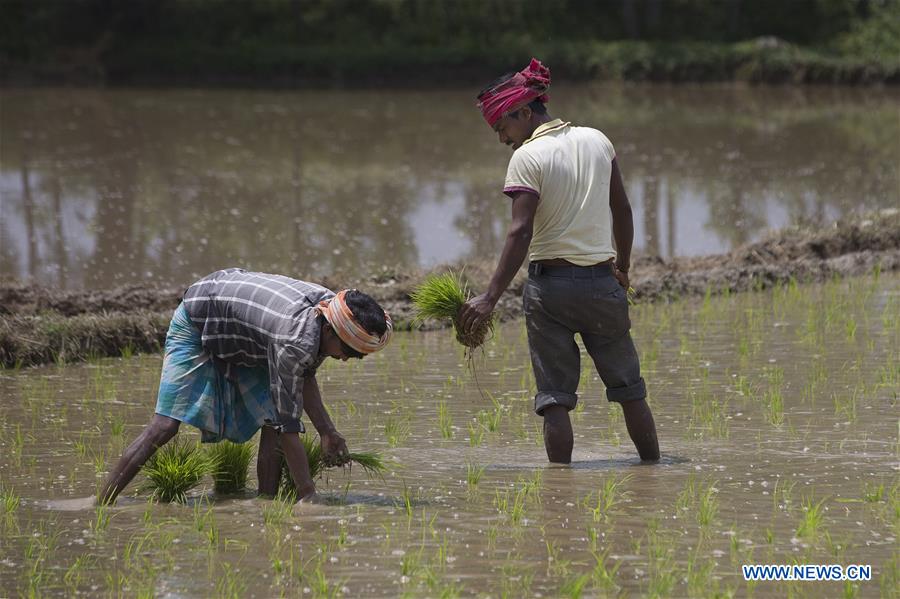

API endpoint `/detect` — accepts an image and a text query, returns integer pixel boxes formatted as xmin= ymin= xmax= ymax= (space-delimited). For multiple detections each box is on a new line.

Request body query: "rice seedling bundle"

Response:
xmin=279 ymin=434 xmax=386 ymax=496
xmin=410 ymin=271 xmax=493 ymax=350
xmin=140 ymin=438 xmax=212 ymax=503
xmin=206 ymin=440 xmax=255 ymax=494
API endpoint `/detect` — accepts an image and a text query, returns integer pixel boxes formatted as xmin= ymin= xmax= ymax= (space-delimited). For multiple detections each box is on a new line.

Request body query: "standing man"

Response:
xmin=459 ymin=59 xmax=659 ymax=464
xmin=99 ymin=268 xmax=392 ymax=504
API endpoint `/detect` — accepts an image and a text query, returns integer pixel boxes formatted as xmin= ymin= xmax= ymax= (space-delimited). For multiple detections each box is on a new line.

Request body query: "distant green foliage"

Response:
xmin=3 ymin=0 xmax=897 ymax=85
xmin=834 ymin=1 xmax=900 ymax=61
xmin=141 ymin=438 xmax=212 ymax=503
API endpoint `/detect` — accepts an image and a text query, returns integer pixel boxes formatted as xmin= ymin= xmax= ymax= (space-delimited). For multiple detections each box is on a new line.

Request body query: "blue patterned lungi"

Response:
xmin=155 ymin=303 xmax=276 ymax=443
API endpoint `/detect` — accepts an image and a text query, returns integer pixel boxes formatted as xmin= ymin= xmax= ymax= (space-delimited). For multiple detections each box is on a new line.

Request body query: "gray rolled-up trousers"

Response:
xmin=523 ymin=263 xmax=647 ymax=415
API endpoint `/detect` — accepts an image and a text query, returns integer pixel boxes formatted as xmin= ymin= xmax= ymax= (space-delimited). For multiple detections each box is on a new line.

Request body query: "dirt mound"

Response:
xmin=0 ymin=282 xmax=186 ymax=318
xmin=2 ymin=211 xmax=898 ymax=367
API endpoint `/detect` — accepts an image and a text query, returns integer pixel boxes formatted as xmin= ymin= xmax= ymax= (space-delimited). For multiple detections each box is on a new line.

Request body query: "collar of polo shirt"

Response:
xmin=522 ymin=118 xmax=570 ymax=146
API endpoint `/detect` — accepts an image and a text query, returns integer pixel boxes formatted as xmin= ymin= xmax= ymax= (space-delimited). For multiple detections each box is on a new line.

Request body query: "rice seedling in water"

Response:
xmin=545 ymin=539 xmax=571 ymax=577
xmin=834 ymin=385 xmax=861 ymax=422
xmin=774 ymin=479 xmax=797 ymax=512
xmin=796 ymin=496 xmax=828 ymax=540
xmin=688 ymin=389 xmax=729 ymax=439
xmin=11 ymin=424 xmax=24 ymax=465
xmin=863 ymin=482 xmax=885 ymax=503
xmin=485 ymin=524 xmax=500 ymax=550
xmin=410 ymin=271 xmax=493 ymax=353
xmin=90 ymin=503 xmax=112 ymax=536
xmin=500 ymin=563 xmax=535 ymax=597
xmin=685 ymin=542 xmax=716 ymax=597
xmin=263 ymin=490 xmax=295 ymax=526
xmin=192 ymin=500 xmax=220 ymax=548
xmin=140 ymin=438 xmax=212 ymax=503
xmin=282 ymin=435 xmax=387 ymax=490
xmin=109 ymin=414 xmax=125 ymax=437
xmin=697 ymin=480 xmax=719 ymax=527
xmin=206 ymin=440 xmax=254 ymax=494
xmin=478 ymin=394 xmax=505 ymax=432
xmin=64 ymin=555 xmax=93 ymax=595
xmin=732 ymin=373 xmax=751 ymax=396
xmin=432 ymin=533 xmax=453 ymax=574
xmin=676 ymin=475 xmax=696 ymax=513
xmin=1 ymin=483 xmax=19 ymax=515
xmin=762 ymin=366 xmax=784 ymax=422
xmin=400 ymin=546 xmax=424 ymax=578
xmin=560 ymin=573 xmax=590 ymax=598
xmin=437 ymin=400 xmax=453 ymax=439
xmin=383 ymin=415 xmax=410 ymax=448
xmin=590 ymin=547 xmax=621 ymax=594
xmin=91 ymin=447 xmax=107 ymax=475
xmin=278 ymin=434 xmax=387 ymax=495
xmin=585 ymin=473 xmax=631 ymax=522
xmin=307 ymin=562 xmax=345 ymax=599
xmin=467 ymin=420 xmax=484 ymax=446
xmin=644 ymin=519 xmax=676 ymax=599
xmin=396 ymin=481 xmax=414 ymax=518
xmin=495 ymin=486 xmax=528 ymax=525
xmin=217 ymin=563 xmax=247 ymax=599
xmin=465 ymin=462 xmax=485 ymax=489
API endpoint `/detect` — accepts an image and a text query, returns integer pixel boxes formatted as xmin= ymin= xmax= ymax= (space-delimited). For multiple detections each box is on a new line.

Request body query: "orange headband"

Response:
xmin=317 ymin=290 xmax=392 ymax=355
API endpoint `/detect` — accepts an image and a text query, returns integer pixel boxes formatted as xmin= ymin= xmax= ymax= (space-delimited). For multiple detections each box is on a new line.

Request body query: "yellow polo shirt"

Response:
xmin=503 ymin=118 xmax=617 ymax=265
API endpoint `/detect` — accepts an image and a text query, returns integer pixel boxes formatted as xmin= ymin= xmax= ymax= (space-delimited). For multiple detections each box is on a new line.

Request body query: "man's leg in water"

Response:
xmin=98 ymin=414 xmax=180 ymax=504
xmin=583 ymin=331 xmax=660 ymax=461
xmin=526 ymin=320 xmax=581 ymax=463
xmin=523 ymin=282 xmax=582 ymax=464
xmin=256 ymin=425 xmax=284 ymax=496
xmin=542 ymin=405 xmax=574 ymax=463
xmin=621 ymin=399 xmax=659 ymax=461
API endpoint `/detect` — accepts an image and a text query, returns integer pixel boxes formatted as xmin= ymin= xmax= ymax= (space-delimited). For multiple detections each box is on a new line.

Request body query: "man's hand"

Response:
xmin=614 ymin=265 xmax=629 ymax=290
xmin=320 ymin=430 xmax=350 ymax=467
xmin=458 ymin=191 xmax=536 ymax=336
xmin=459 ymin=292 xmax=496 ymax=335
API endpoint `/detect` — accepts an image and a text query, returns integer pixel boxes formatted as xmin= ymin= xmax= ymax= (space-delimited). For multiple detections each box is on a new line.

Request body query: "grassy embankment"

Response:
xmin=1 ymin=212 xmax=897 ymax=368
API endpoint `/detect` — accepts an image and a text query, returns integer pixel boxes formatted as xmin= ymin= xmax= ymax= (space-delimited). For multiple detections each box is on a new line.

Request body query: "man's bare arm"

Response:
xmin=302 ymin=375 xmax=349 ymax=464
xmin=459 ymin=191 xmax=539 ymax=333
xmin=302 ymin=375 xmax=335 ymax=433
xmin=609 ymin=158 xmax=634 ymax=288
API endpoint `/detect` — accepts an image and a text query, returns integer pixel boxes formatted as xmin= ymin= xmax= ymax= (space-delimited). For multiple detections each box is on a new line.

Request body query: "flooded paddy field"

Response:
xmin=1 ymin=273 xmax=897 ymax=598
xmin=3 ymin=85 xmax=898 ymax=290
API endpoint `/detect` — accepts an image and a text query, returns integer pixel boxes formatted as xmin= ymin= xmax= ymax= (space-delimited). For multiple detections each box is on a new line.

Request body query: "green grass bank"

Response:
xmin=2 ymin=212 xmax=897 ymax=368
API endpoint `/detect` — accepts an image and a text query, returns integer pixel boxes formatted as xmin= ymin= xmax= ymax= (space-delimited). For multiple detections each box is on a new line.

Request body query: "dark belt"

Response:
xmin=528 ymin=262 xmax=614 ymax=278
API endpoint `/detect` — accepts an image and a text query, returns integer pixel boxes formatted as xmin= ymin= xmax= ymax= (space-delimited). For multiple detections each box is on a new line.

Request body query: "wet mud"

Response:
xmin=2 ymin=211 xmax=898 ymax=367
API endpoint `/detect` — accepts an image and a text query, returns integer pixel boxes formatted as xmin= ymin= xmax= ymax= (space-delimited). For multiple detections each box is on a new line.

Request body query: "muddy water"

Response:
xmin=1 ymin=274 xmax=897 ymax=597
xmin=2 ymin=85 xmax=899 ymax=290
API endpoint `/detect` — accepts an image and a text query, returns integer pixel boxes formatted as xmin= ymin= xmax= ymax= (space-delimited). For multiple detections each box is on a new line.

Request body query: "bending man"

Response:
xmin=99 ymin=267 xmax=392 ymax=504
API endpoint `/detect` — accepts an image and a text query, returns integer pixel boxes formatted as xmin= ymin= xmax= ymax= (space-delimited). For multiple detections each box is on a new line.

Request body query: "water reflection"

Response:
xmin=1 ymin=85 xmax=897 ymax=289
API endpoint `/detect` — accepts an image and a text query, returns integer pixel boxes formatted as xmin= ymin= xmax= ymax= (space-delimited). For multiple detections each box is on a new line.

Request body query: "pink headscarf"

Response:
xmin=477 ymin=58 xmax=551 ymax=128
xmin=317 ymin=290 xmax=393 ymax=355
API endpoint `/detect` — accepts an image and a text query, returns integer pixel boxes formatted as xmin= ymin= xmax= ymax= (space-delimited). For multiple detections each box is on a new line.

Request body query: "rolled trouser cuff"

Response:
xmin=534 ymin=391 xmax=578 ymax=415
xmin=605 ymin=377 xmax=647 ymax=403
